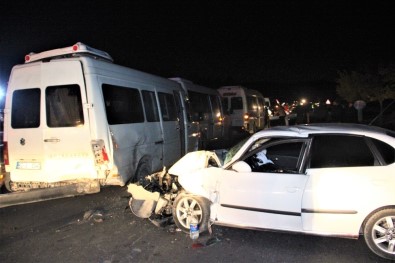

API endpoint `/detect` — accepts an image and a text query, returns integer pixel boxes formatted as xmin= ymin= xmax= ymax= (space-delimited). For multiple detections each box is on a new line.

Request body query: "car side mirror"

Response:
xmin=232 ymin=161 xmax=252 ymax=173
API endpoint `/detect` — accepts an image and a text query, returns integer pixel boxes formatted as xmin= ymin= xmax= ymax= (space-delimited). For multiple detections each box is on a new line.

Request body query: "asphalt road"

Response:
xmin=0 ymin=186 xmax=391 ymax=263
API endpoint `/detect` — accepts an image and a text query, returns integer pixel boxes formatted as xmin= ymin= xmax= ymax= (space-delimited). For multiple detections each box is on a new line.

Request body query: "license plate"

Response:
xmin=16 ymin=162 xmax=41 ymax=170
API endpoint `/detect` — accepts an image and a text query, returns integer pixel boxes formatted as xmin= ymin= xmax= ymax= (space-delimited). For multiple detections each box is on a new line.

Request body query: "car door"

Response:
xmin=216 ymin=139 xmax=309 ymax=231
xmin=301 ymin=134 xmax=384 ymax=235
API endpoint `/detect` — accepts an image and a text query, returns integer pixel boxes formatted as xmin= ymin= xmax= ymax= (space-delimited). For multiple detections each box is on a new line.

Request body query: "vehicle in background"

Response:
xmin=2 ymin=42 xmax=200 ymax=197
xmin=128 ymin=123 xmax=395 ymax=260
xmin=171 ymin=78 xmax=228 ymax=149
xmin=218 ymin=86 xmax=266 ymax=134
xmin=0 ymin=110 xmax=3 ymax=190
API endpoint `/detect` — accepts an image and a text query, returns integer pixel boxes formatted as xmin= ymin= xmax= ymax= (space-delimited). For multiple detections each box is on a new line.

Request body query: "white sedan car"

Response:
xmin=128 ymin=124 xmax=395 ymax=260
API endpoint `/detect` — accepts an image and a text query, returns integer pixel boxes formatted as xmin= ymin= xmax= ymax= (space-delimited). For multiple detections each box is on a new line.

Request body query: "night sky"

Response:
xmin=1 ymin=1 xmax=395 ymax=102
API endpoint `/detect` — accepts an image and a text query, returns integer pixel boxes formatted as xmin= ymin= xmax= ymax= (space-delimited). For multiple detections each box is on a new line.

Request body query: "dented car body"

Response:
xmin=128 ymin=124 xmax=395 ymax=260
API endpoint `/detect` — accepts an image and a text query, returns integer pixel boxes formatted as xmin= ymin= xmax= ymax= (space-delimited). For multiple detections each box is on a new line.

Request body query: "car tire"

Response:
xmin=364 ymin=208 xmax=395 ymax=260
xmin=133 ymin=159 xmax=151 ymax=187
xmin=172 ymin=194 xmax=210 ymax=234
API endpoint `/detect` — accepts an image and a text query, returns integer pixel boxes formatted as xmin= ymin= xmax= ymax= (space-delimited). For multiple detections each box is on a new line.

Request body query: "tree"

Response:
xmin=336 ymin=68 xmax=395 ymax=125
xmin=335 ymin=70 xmax=367 ymax=102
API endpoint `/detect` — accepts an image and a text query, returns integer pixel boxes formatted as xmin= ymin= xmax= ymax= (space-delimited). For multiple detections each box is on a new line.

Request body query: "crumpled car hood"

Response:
xmin=168 ymin=150 xmax=223 ymax=198
xmin=168 ymin=150 xmax=221 ymax=177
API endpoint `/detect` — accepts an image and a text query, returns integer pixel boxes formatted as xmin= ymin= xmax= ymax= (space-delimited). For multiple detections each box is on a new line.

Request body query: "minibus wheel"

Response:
xmin=134 ymin=159 xmax=151 ymax=187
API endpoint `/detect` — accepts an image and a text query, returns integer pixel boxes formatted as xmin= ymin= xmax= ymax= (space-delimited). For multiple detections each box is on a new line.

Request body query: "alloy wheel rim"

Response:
xmin=176 ymin=197 xmax=203 ymax=229
xmin=372 ymin=215 xmax=395 ymax=254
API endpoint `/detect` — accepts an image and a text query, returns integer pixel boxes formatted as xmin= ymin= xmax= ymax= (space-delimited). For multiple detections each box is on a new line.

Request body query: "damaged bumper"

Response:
xmin=127 ymin=151 xmax=223 ymax=222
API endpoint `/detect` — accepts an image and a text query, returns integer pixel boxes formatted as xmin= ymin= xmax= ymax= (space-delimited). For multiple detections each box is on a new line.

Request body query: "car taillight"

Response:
xmin=3 ymin=141 xmax=9 ymax=165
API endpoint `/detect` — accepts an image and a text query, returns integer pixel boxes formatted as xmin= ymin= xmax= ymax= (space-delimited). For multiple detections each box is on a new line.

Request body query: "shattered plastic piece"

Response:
xmin=205 ymin=237 xmax=221 ymax=247
xmin=148 ymin=216 xmax=173 ymax=227
xmin=168 ymin=226 xmax=176 ymax=234
xmin=94 ymin=217 xmax=104 ymax=223
xmin=127 ymin=184 xmax=160 ymax=218
xmin=208 ymin=220 xmax=214 ymax=235
xmin=83 ymin=209 xmax=105 ymax=222
xmin=83 ymin=210 xmax=94 ymax=220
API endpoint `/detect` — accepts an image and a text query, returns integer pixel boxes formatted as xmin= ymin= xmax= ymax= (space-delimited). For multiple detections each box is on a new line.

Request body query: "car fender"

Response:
xmin=177 ymin=167 xmax=222 ymax=203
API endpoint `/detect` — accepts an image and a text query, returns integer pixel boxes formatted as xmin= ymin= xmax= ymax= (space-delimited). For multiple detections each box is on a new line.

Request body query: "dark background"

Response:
xmin=1 ymin=1 xmax=395 ymax=102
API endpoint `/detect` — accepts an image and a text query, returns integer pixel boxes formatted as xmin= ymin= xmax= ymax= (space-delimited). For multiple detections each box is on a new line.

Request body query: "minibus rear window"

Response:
xmin=11 ymin=88 xmax=41 ymax=129
xmin=231 ymin=97 xmax=243 ymax=110
xmin=46 ymin=85 xmax=84 ymax=127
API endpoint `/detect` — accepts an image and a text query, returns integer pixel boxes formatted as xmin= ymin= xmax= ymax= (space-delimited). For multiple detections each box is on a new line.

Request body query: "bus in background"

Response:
xmin=171 ymin=78 xmax=229 ymax=149
xmin=218 ymin=86 xmax=266 ymax=134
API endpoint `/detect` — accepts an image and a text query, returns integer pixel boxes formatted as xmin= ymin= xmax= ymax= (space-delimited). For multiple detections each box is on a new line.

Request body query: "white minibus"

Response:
xmin=218 ymin=86 xmax=266 ymax=134
xmin=2 ymin=43 xmax=199 ymax=195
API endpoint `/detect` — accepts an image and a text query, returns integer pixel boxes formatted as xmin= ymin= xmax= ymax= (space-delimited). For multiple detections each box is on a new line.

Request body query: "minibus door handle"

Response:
xmin=155 ymin=140 xmax=164 ymax=145
xmin=44 ymin=138 xmax=60 ymax=143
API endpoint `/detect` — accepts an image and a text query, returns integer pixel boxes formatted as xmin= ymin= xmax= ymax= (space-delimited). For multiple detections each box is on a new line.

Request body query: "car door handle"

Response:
xmin=155 ymin=140 xmax=164 ymax=144
xmin=286 ymin=187 xmax=300 ymax=193
xmin=44 ymin=138 xmax=60 ymax=143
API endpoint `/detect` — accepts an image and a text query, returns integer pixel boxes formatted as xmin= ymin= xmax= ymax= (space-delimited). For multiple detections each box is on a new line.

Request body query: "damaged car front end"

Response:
xmin=127 ymin=150 xmax=225 ymax=232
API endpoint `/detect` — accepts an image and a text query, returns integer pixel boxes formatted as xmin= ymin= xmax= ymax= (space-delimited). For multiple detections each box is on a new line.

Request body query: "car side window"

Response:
xmin=371 ymin=138 xmax=395 ymax=165
xmin=244 ymin=140 xmax=305 ymax=173
xmin=310 ymin=135 xmax=375 ymax=168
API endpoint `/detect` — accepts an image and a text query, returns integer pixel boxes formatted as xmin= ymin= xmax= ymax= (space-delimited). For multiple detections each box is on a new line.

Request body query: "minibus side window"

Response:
xmin=247 ymin=96 xmax=257 ymax=112
xmin=142 ymin=90 xmax=160 ymax=122
xmin=46 ymin=85 xmax=84 ymax=127
xmin=222 ymin=98 xmax=229 ymax=112
xmin=158 ymin=92 xmax=177 ymax=121
xmin=189 ymin=91 xmax=210 ymax=121
xmin=210 ymin=95 xmax=222 ymax=121
xmin=102 ymin=84 xmax=144 ymax=125
xmin=258 ymin=97 xmax=264 ymax=111
xmin=12 ymin=88 xmax=41 ymax=129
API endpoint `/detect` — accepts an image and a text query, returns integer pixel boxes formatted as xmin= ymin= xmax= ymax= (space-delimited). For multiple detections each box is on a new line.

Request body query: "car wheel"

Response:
xmin=172 ymin=194 xmax=210 ymax=234
xmin=133 ymin=159 xmax=151 ymax=187
xmin=364 ymin=208 xmax=395 ymax=260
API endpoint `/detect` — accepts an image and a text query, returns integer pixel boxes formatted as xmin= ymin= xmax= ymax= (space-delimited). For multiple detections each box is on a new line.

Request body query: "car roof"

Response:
xmin=247 ymin=124 xmax=395 ymax=151
xmin=225 ymin=124 xmax=395 ymax=169
xmin=254 ymin=123 xmax=394 ymax=138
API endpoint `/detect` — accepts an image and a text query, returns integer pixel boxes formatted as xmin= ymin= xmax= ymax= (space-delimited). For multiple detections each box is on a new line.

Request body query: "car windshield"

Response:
xmin=223 ymin=136 xmax=250 ymax=165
